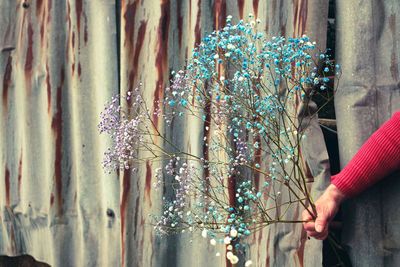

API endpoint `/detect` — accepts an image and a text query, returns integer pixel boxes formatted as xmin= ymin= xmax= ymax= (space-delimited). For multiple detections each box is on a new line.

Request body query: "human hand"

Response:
xmin=302 ymin=184 xmax=346 ymax=240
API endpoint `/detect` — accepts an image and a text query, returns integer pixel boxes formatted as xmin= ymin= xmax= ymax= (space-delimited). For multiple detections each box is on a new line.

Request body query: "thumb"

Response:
xmin=315 ymin=215 xmax=327 ymax=233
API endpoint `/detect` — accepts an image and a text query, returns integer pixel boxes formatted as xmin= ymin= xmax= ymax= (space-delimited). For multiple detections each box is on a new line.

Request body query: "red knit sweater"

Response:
xmin=331 ymin=111 xmax=400 ymax=197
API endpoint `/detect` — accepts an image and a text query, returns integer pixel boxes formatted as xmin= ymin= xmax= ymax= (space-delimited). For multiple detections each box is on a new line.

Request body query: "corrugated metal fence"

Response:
xmin=0 ymin=0 xmax=399 ymax=266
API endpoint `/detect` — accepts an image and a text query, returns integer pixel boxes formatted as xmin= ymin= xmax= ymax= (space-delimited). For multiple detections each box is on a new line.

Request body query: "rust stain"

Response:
xmin=189 ymin=0 xmax=192 ymax=29
xmin=153 ymin=1 xmax=171 ymax=126
xmin=36 ymin=0 xmax=44 ymax=16
xmin=50 ymin=193 xmax=54 ymax=207
xmin=253 ymin=0 xmax=259 ymax=17
xmin=51 ymin=67 xmax=65 ymax=215
xmin=24 ymin=23 xmax=34 ymax=74
xmin=297 ymin=216 xmax=307 ymax=266
xmin=133 ymin=182 xmax=139 ymax=239
xmin=177 ymin=0 xmax=183 ymax=49
xmin=294 ymin=0 xmax=308 ymax=37
xmin=2 ymin=55 xmax=13 ymax=111
xmin=265 ymin=230 xmax=270 ymax=266
xmin=145 ymin=160 xmax=152 ymax=207
xmin=78 ymin=62 xmax=82 ymax=77
xmin=238 ymin=0 xmax=245 ymax=19
xmin=84 ymin=16 xmax=88 ymax=44
xmin=48 ymin=0 xmax=52 ymax=24
xmin=120 ymin=169 xmax=131 ymax=267
xmin=214 ymin=0 xmax=226 ymax=30
xmin=46 ymin=60 xmax=51 ymax=113
xmin=40 ymin=23 xmax=45 ymax=47
xmin=5 ymin=166 xmax=10 ymax=208
xmin=194 ymin=0 xmax=202 ymax=46
xmin=123 ymin=1 xmax=138 ymax=47
xmin=18 ymin=149 xmax=23 ymax=201
xmin=75 ymin=0 xmax=83 ymax=38
xmin=132 ymin=21 xmax=147 ymax=82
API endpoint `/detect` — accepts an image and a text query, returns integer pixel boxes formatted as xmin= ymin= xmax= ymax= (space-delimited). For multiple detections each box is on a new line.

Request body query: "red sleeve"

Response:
xmin=331 ymin=111 xmax=400 ymax=197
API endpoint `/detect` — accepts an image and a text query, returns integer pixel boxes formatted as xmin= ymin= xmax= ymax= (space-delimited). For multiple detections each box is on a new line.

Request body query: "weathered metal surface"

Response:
xmin=2 ymin=0 xmax=396 ymax=266
xmin=335 ymin=0 xmax=400 ymax=266
xmin=0 ymin=0 xmax=120 ymax=266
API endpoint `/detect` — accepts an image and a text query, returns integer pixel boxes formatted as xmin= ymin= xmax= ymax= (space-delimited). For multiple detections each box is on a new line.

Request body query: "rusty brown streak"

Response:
xmin=47 ymin=0 xmax=52 ymax=24
xmin=123 ymin=1 xmax=138 ymax=94
xmin=52 ymin=67 xmax=65 ymax=215
xmin=133 ymin=180 xmax=139 ymax=239
xmin=75 ymin=0 xmax=83 ymax=39
xmin=253 ymin=0 xmax=259 ymax=17
xmin=214 ymin=0 xmax=226 ymax=30
xmin=36 ymin=0 xmax=44 ymax=16
xmin=78 ymin=62 xmax=82 ymax=77
xmin=194 ymin=0 xmax=201 ymax=46
xmin=123 ymin=1 xmax=137 ymax=47
xmin=5 ymin=167 xmax=10 ymax=208
xmin=25 ymin=24 xmax=34 ymax=74
xmin=120 ymin=168 xmax=131 ymax=267
xmin=296 ymin=205 xmax=307 ymax=267
xmin=2 ymin=55 xmax=12 ymax=111
xmin=133 ymin=21 xmax=147 ymax=80
xmin=145 ymin=160 xmax=152 ymax=207
xmin=298 ymin=0 xmax=308 ymax=36
xmin=46 ymin=61 xmax=51 ymax=113
xmin=18 ymin=150 xmax=23 ymax=200
xmin=153 ymin=1 xmax=170 ymax=126
xmin=237 ymin=0 xmax=245 ymax=19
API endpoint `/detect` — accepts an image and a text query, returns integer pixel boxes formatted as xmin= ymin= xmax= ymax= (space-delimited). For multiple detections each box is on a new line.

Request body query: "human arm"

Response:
xmin=303 ymin=111 xmax=400 ymax=239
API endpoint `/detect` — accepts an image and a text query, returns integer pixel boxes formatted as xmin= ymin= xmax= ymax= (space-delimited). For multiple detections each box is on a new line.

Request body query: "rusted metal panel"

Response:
xmin=1 ymin=0 xmax=120 ymax=266
xmin=6 ymin=0 xmax=392 ymax=266
xmin=335 ymin=0 xmax=400 ymax=266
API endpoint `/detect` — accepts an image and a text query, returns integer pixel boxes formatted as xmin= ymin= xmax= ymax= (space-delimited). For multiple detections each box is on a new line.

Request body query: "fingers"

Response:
xmin=315 ymin=216 xmax=328 ymax=233
xmin=302 ymin=207 xmax=329 ymax=240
